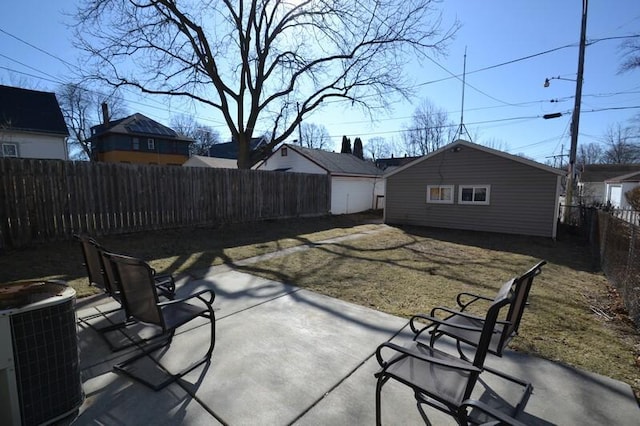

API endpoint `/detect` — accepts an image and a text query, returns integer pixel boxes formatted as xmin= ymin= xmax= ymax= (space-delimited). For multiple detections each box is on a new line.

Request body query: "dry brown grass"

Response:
xmin=0 ymin=213 xmax=381 ymax=297
xmin=1 ymin=213 xmax=638 ymax=395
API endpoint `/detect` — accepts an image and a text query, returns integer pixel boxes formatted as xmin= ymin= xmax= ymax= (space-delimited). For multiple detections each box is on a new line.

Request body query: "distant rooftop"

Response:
xmin=605 ymin=170 xmax=640 ymax=183
xmin=285 ymin=144 xmax=382 ymax=176
xmin=89 ymin=113 xmax=192 ymax=142
xmin=0 ymin=84 xmax=69 ymax=136
xmin=375 ymin=155 xmax=421 ymax=170
xmin=580 ymin=164 xmax=640 ymax=183
xmin=208 ymin=137 xmax=269 ymax=159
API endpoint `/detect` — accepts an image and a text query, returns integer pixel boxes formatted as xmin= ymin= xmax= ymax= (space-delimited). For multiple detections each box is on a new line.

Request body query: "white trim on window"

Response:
xmin=426 ymin=185 xmax=454 ymax=204
xmin=458 ymin=185 xmax=491 ymax=205
xmin=2 ymin=143 xmax=18 ymax=158
xmin=147 ymin=138 xmax=155 ymax=150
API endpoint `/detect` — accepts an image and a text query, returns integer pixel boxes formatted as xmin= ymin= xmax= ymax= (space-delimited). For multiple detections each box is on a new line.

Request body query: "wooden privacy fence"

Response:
xmin=0 ymin=158 xmax=330 ymax=249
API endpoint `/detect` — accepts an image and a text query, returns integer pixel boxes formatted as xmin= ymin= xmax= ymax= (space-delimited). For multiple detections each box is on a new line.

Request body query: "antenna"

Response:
xmin=455 ymin=47 xmax=472 ymax=141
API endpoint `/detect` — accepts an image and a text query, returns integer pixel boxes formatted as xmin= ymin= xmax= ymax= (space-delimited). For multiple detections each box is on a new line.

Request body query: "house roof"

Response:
xmin=208 ymin=137 xmax=269 ymax=159
xmin=384 ymin=139 xmax=565 ymax=178
xmin=89 ymin=113 xmax=192 ymax=142
xmin=605 ymin=170 xmax=640 ymax=183
xmin=182 ymin=155 xmax=237 ymax=169
xmin=283 ymin=144 xmax=383 ymax=177
xmin=375 ymin=156 xmax=421 ymax=170
xmin=580 ymin=164 xmax=640 ymax=183
xmin=0 ymin=84 xmax=69 ymax=136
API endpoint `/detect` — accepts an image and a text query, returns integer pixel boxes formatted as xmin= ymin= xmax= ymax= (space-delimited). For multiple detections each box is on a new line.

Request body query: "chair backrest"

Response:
xmin=75 ymin=233 xmax=111 ymax=293
xmin=472 ymin=278 xmax=514 ymax=369
xmin=497 ymin=261 xmax=546 ymax=352
xmin=105 ymin=252 xmax=164 ymax=328
xmin=461 ymin=278 xmax=514 ymax=401
xmin=98 ymin=248 xmax=123 ymax=301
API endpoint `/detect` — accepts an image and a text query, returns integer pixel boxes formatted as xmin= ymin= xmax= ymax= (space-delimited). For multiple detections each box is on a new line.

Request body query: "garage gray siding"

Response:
xmin=385 ymin=146 xmax=559 ymax=237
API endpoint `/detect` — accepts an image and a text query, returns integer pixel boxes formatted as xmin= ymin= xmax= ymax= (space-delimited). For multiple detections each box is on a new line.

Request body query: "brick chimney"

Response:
xmin=101 ymin=103 xmax=109 ymax=124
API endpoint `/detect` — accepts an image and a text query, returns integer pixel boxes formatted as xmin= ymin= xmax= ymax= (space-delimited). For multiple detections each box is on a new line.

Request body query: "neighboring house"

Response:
xmin=578 ymin=164 xmax=640 ymax=206
xmin=208 ymin=136 xmax=271 ymax=165
xmin=89 ymin=113 xmax=192 ymax=165
xmin=256 ymin=144 xmax=384 ymax=214
xmin=182 ymin=155 xmax=237 ymax=169
xmin=604 ymin=171 xmax=640 ymax=208
xmin=0 ymin=84 xmax=69 ymax=160
xmin=385 ymin=139 xmax=565 ymax=238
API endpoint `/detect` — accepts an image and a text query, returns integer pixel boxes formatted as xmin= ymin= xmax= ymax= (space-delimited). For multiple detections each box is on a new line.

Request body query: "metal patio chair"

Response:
xmin=105 ymin=252 xmax=216 ymax=391
xmin=75 ymin=233 xmax=176 ymax=351
xmin=375 ymin=278 xmax=523 ymax=425
xmin=409 ymin=261 xmax=546 ymax=392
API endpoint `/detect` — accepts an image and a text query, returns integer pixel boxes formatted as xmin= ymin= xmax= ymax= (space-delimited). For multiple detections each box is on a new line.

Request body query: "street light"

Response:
xmin=543 ymin=76 xmax=577 ymax=87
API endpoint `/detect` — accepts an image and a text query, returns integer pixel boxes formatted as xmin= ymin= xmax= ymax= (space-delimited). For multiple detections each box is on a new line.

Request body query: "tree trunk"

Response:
xmin=237 ymin=132 xmax=251 ymax=169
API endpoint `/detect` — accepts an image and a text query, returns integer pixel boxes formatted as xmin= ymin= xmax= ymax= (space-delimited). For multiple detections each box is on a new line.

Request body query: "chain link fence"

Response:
xmin=559 ymin=205 xmax=640 ymax=326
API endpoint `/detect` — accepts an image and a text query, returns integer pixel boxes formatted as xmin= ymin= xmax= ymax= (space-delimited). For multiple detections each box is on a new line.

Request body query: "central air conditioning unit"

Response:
xmin=0 ymin=281 xmax=83 ymax=426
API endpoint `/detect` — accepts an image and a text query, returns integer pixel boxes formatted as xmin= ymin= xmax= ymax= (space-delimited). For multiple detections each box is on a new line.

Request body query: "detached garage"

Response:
xmin=257 ymin=144 xmax=384 ymax=215
xmin=384 ymin=140 xmax=565 ymax=238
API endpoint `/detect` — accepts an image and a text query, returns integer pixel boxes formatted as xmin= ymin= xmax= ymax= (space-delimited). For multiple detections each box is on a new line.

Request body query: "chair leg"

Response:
xmin=375 ymin=375 xmax=390 ymax=426
xmin=415 ymin=400 xmax=435 ymax=426
xmin=78 ymin=308 xmax=145 ymax=352
xmin=206 ymin=311 xmax=216 ymax=358
xmin=114 ymin=312 xmax=216 ymax=391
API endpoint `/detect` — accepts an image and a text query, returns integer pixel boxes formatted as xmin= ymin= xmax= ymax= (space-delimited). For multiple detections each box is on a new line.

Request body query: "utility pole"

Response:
xmin=564 ymin=0 xmax=588 ymax=222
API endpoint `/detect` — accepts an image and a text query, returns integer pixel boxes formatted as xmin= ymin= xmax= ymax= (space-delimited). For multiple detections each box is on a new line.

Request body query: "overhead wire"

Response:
xmin=1 ymin=23 xmax=640 ymax=157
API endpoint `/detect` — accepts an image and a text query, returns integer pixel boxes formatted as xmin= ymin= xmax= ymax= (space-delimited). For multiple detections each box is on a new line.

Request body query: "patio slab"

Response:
xmin=72 ymin=270 xmax=640 ymax=425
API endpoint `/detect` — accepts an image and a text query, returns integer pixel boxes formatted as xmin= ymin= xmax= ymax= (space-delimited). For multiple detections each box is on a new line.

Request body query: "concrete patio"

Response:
xmin=73 ymin=267 xmax=639 ymax=425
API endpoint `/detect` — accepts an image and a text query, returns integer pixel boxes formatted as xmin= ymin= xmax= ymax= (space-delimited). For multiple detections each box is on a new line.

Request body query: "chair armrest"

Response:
xmin=153 ymin=272 xmax=175 ymax=287
xmin=157 ymin=289 xmax=215 ymax=308
xmin=151 ymin=271 xmax=176 ymax=297
xmin=456 ymin=292 xmax=493 ymax=311
xmin=410 ymin=313 xmax=485 ymax=340
xmin=428 ymin=307 xmax=512 ymax=327
xmin=376 ymin=342 xmax=480 ymax=372
xmin=430 ymin=306 xmax=483 ymax=319
xmin=459 ymin=399 xmax=528 ymax=426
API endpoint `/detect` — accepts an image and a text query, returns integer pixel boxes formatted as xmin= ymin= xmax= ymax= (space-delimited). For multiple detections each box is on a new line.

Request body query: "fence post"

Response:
xmin=627 ymin=225 xmax=636 ymax=283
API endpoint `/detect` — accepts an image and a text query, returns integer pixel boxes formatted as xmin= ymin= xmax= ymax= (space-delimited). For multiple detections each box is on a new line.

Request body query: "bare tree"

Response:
xmin=479 ymin=138 xmax=510 ymax=152
xmin=57 ymin=83 xmax=128 ymax=160
xmin=601 ymin=123 xmax=640 ymax=164
xmin=620 ymin=37 xmax=640 ymax=72
xmin=402 ymin=99 xmax=455 ymax=156
xmin=577 ymin=142 xmax=604 ymax=165
xmin=365 ymin=137 xmax=392 ymax=161
xmin=73 ymin=0 xmax=457 ymax=168
xmin=299 ymin=122 xmax=330 ymax=150
xmin=170 ymin=115 xmax=221 ymax=156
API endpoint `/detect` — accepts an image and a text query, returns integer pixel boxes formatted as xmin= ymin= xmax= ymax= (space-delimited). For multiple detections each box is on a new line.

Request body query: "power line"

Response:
xmin=2 ymin=24 xmax=639 ymax=143
xmin=424 ymin=55 xmax=522 ymax=107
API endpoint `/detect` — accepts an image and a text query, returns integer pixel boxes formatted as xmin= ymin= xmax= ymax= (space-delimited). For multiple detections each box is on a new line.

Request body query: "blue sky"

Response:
xmin=1 ymin=0 xmax=639 ymax=163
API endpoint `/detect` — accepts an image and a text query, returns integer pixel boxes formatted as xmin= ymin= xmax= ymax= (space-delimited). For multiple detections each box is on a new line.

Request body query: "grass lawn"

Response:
xmin=1 ymin=212 xmax=639 ymax=396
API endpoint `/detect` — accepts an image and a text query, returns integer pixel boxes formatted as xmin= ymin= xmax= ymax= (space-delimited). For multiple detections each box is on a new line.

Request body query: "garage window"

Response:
xmin=427 ymin=185 xmax=454 ymax=204
xmin=459 ymin=185 xmax=490 ymax=205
